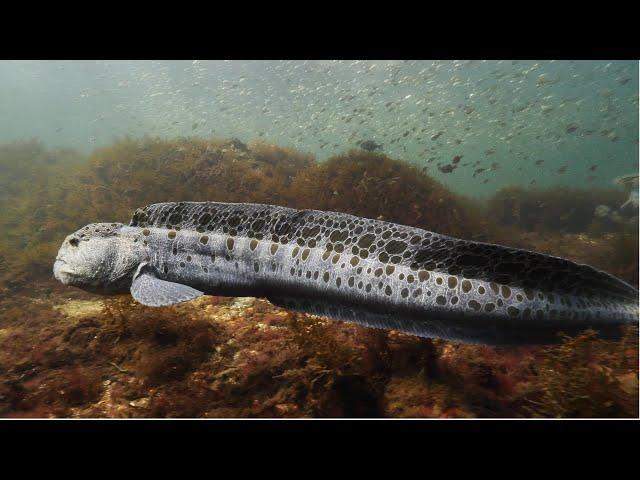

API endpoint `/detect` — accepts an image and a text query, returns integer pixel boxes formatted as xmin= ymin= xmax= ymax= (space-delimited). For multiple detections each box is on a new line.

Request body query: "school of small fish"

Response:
xmin=0 ymin=60 xmax=637 ymax=197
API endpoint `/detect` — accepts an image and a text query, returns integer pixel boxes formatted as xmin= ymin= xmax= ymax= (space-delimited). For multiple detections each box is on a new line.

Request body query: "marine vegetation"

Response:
xmin=288 ymin=149 xmax=483 ymax=238
xmin=525 ymin=328 xmax=638 ymax=418
xmin=0 ymin=284 xmax=636 ymax=418
xmin=0 ymin=139 xmax=479 ymax=288
xmin=0 ymin=137 xmax=638 ymax=418
xmin=0 ymin=138 xmax=312 ymax=288
xmin=488 ymin=185 xmax=630 ymax=234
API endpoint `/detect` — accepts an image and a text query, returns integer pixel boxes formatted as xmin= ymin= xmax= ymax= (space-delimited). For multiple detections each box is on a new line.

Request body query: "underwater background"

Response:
xmin=0 ymin=60 xmax=637 ymax=418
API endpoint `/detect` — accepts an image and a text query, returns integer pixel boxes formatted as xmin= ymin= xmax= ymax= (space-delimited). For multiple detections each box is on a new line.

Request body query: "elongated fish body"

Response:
xmin=54 ymin=202 xmax=639 ymax=345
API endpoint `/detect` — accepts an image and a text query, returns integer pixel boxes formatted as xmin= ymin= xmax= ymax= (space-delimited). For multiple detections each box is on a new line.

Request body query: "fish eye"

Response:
xmin=69 ymin=238 xmax=79 ymax=247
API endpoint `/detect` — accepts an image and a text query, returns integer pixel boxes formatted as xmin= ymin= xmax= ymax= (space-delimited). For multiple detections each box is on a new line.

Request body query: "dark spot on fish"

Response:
xmin=385 ymin=240 xmax=407 ymax=255
xmin=358 ymin=234 xmax=376 ymax=249
xmin=468 ymin=300 xmax=482 ymax=311
xmin=458 ymin=254 xmax=487 ymax=269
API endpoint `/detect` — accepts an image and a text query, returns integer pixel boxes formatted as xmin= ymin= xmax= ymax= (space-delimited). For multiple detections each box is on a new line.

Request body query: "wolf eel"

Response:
xmin=53 ymin=202 xmax=639 ymax=345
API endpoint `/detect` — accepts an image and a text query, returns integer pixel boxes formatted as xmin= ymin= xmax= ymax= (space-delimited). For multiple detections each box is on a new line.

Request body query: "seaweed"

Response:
xmin=0 ymin=136 xmax=637 ymax=418
xmin=525 ymin=328 xmax=639 ymax=418
xmin=0 ymin=138 xmax=484 ymax=289
xmin=288 ymin=149 xmax=483 ymax=238
xmin=608 ymin=233 xmax=640 ymax=287
xmin=488 ymin=185 xmax=629 ymax=234
xmin=0 ymin=137 xmax=313 ymax=288
xmin=99 ymin=297 xmax=222 ymax=387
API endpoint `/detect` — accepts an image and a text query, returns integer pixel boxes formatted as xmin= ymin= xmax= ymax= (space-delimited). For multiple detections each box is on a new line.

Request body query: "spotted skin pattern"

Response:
xmin=59 ymin=202 xmax=639 ymax=345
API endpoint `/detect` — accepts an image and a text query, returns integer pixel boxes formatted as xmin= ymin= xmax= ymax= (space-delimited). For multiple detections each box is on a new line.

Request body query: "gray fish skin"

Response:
xmin=53 ymin=201 xmax=639 ymax=345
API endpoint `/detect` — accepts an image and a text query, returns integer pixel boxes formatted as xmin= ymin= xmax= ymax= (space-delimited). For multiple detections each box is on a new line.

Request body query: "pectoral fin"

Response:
xmin=130 ymin=264 xmax=203 ymax=307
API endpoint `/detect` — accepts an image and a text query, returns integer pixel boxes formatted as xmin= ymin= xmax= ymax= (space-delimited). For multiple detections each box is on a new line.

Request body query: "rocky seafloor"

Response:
xmin=1 ymin=234 xmax=637 ymax=418
xmin=0 ymin=138 xmax=637 ymax=418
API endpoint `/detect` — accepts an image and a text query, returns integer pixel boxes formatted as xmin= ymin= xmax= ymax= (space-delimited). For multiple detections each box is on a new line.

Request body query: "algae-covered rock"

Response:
xmin=0 ymin=137 xmax=637 ymax=419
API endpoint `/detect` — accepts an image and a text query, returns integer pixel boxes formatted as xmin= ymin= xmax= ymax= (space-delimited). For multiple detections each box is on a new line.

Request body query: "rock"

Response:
xmin=617 ymin=372 xmax=638 ymax=395
xmin=129 ymin=397 xmax=150 ymax=409
xmin=54 ymin=300 xmax=103 ymax=318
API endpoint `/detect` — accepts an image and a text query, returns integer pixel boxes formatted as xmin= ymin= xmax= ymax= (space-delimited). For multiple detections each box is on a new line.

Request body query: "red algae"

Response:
xmin=0 ymin=137 xmax=637 ymax=418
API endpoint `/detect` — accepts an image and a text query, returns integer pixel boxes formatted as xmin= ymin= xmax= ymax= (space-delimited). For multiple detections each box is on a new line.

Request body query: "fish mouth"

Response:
xmin=53 ymin=259 xmax=76 ymax=284
xmin=53 ymin=259 xmax=110 ymax=291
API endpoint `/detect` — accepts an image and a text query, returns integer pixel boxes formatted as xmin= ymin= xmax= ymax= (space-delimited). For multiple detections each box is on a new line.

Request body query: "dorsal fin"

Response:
xmin=129 ymin=201 xmax=302 ymax=233
xmin=130 ymin=202 xmax=219 ymax=229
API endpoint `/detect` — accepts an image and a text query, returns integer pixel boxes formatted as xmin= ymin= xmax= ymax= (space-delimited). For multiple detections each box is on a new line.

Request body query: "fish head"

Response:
xmin=54 ymin=222 xmax=127 ymax=293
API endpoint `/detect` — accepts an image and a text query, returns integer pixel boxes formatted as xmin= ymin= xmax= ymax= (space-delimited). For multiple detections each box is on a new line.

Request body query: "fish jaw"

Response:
xmin=53 ymin=259 xmax=74 ymax=285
